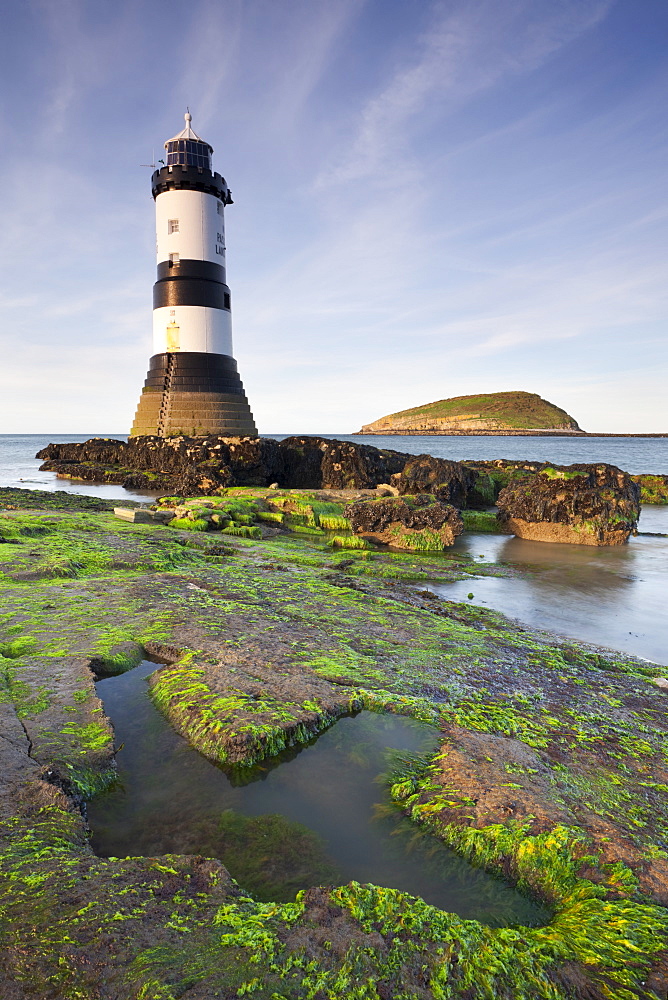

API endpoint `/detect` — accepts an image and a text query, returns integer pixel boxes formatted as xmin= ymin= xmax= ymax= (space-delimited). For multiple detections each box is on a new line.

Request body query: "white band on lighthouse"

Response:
xmin=152 ymin=305 xmax=232 ymax=355
xmin=155 ymin=189 xmax=226 ymax=268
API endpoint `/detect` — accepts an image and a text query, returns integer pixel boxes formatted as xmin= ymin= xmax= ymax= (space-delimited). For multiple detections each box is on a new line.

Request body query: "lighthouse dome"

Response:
xmin=165 ymin=112 xmax=213 ymax=169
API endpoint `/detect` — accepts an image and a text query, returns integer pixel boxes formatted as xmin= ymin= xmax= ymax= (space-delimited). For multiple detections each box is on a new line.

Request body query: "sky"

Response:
xmin=0 ymin=0 xmax=666 ymax=434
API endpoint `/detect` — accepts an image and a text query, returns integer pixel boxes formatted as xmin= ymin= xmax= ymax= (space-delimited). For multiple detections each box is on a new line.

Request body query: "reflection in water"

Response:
xmin=442 ymin=506 xmax=668 ymax=664
xmin=88 ymin=662 xmax=547 ymax=926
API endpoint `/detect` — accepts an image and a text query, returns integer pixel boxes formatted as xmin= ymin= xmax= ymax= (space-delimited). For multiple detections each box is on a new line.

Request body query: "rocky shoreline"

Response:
xmin=36 ymin=435 xmax=668 ymax=517
xmin=356 ymin=429 xmax=668 ymax=437
xmin=1 ymin=444 xmax=667 ymax=997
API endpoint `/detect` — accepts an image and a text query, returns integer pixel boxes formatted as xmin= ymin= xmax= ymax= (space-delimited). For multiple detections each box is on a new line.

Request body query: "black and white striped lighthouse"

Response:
xmin=131 ymin=112 xmax=257 ymax=437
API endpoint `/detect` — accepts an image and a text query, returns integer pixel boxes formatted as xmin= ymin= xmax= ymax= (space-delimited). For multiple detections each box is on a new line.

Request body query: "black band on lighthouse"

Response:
xmin=153 ymin=277 xmax=231 ymax=310
xmin=143 ymin=352 xmax=247 ymax=395
xmin=157 ymin=259 xmax=225 ymax=282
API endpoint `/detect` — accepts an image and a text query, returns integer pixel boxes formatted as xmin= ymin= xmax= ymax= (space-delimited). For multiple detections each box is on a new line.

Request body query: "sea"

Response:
xmin=1 ymin=432 xmax=667 ymax=666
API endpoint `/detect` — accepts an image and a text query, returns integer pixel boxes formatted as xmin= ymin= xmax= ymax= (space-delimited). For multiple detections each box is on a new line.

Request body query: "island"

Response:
xmin=358 ymin=390 xmax=583 ymax=435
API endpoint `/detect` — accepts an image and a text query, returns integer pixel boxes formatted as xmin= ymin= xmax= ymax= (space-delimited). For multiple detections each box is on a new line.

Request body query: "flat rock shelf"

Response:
xmin=88 ymin=660 xmax=548 ymax=926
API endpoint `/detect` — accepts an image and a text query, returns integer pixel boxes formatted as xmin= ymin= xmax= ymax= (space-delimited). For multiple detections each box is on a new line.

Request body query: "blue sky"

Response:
xmin=0 ymin=0 xmax=666 ymax=434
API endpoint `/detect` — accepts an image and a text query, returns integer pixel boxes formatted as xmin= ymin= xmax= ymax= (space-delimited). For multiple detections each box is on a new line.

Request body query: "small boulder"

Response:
xmin=496 ymin=463 xmax=640 ymax=545
xmin=152 ymin=509 xmax=176 ymax=524
xmin=392 ymin=455 xmax=475 ymax=508
xmin=344 ymin=494 xmax=464 ymax=551
xmin=113 ymin=507 xmax=155 ymax=524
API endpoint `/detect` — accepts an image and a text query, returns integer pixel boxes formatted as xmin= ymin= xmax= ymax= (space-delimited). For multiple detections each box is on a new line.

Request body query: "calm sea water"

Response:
xmin=1 ymin=432 xmax=666 ymax=664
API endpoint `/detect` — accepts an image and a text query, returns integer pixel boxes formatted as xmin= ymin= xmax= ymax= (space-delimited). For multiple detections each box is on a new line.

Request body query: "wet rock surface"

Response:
xmin=392 ymin=454 xmax=474 ymax=507
xmin=631 ymin=472 xmax=668 ymax=504
xmin=429 ymin=724 xmax=579 ymax=829
xmin=345 ymin=494 xmax=464 ymax=549
xmin=37 ymin=435 xmax=471 ymax=498
xmin=1 ymin=491 xmax=667 ymax=998
xmin=146 ymin=642 xmax=363 ymax=765
xmin=281 ymin=436 xmax=408 ymax=489
xmin=37 ymin=435 xmax=412 ymax=495
xmin=496 ymin=463 xmax=641 ymax=545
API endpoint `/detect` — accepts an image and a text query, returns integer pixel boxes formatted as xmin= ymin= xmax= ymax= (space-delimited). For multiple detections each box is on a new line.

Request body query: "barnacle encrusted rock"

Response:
xmin=496 ymin=463 xmax=641 ymax=545
xmin=344 ymin=494 xmax=464 ymax=550
xmin=37 ymin=435 xmax=409 ymax=494
xmin=392 ymin=454 xmax=475 ymax=508
xmin=631 ymin=473 xmax=668 ymax=504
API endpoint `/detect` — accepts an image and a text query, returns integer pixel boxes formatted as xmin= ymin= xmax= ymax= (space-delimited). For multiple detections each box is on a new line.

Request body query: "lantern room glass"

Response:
xmin=166 ymin=140 xmax=212 ymax=169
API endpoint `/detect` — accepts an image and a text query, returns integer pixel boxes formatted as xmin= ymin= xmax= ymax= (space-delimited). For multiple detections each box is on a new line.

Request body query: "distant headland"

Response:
xmin=355 ymin=391 xmax=664 ymax=437
xmin=358 ymin=391 xmax=583 ymax=436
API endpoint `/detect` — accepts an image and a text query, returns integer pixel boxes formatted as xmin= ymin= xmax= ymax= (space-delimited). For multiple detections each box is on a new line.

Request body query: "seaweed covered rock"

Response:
xmin=225 ymin=437 xmax=285 ymax=486
xmin=465 ymin=460 xmax=668 ymax=509
xmin=280 ymin=437 xmax=408 ymax=489
xmin=497 ymin=464 xmax=640 ymax=545
xmin=392 ymin=454 xmax=475 ymax=507
xmin=631 ymin=473 xmax=668 ymax=505
xmin=155 ymin=496 xmax=262 ymax=537
xmin=38 ymin=436 xmax=235 ymax=494
xmin=462 ymin=459 xmax=544 ymax=507
xmin=37 ymin=436 xmax=234 ymax=474
xmin=344 ymin=494 xmax=464 ymax=550
xmin=37 ymin=435 xmax=410 ymax=494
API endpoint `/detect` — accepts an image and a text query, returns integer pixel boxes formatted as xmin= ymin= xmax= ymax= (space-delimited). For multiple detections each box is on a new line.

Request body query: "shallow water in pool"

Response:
xmin=88 ymin=661 xmax=548 ymax=926
xmin=435 ymin=504 xmax=668 ymax=665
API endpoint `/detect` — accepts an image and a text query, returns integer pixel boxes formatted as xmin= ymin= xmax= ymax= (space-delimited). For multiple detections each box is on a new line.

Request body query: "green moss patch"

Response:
xmin=461 ymin=510 xmax=502 ymax=532
xmin=1 ymin=492 xmax=667 ymax=997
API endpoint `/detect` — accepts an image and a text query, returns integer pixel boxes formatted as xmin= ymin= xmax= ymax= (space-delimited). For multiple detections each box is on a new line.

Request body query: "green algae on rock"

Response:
xmin=632 ymin=473 xmax=668 ymax=504
xmin=497 ymin=463 xmax=641 ymax=545
xmin=461 ymin=510 xmax=503 ymax=533
xmin=344 ymin=494 xmax=464 ymax=551
xmin=1 ymin=490 xmax=668 ymax=998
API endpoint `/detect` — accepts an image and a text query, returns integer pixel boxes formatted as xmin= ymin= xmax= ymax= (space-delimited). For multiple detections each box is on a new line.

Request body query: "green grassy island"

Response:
xmin=359 ymin=391 xmax=583 ymax=434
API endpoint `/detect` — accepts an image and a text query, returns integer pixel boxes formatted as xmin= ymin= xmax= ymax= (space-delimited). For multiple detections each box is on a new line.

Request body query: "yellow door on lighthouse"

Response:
xmin=166 ymin=318 xmax=180 ymax=352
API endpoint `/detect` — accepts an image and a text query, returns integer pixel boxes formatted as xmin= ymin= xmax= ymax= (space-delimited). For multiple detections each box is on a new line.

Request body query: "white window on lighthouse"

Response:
xmin=169 ymin=252 xmax=180 ymax=264
xmin=168 ymin=219 xmax=179 ymax=234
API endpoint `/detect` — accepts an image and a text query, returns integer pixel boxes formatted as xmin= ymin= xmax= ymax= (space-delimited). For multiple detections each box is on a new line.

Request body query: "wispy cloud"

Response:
xmin=0 ymin=0 xmax=665 ymax=434
xmin=315 ymin=0 xmax=613 ymax=189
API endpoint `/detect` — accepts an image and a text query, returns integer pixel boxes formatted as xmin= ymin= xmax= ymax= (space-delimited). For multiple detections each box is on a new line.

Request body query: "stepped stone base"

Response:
xmin=130 ymin=351 xmax=257 ymax=438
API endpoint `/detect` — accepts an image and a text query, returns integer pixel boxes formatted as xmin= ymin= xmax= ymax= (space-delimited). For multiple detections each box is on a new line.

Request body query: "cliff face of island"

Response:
xmin=359 ymin=390 xmax=583 ymax=434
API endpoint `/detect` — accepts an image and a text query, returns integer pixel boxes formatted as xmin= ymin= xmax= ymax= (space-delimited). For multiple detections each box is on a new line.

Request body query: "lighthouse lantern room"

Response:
xmin=130 ymin=112 xmax=257 ymax=437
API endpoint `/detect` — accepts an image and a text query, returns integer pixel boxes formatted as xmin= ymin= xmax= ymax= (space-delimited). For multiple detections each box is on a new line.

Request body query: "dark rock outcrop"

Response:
xmin=344 ymin=494 xmax=464 ymax=550
xmin=392 ymin=454 xmax=475 ymax=507
xmin=37 ymin=436 xmax=412 ymax=495
xmin=279 ymin=437 xmax=409 ymax=489
xmin=224 ymin=437 xmax=285 ymax=486
xmin=496 ymin=463 xmax=641 ymax=545
xmin=462 ymin=459 xmax=545 ymax=507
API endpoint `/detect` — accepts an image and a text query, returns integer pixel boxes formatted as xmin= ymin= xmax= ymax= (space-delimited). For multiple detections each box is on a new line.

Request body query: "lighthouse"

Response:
xmin=130 ymin=113 xmax=257 ymax=437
